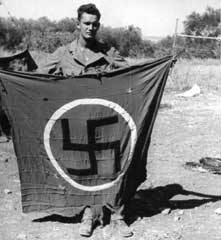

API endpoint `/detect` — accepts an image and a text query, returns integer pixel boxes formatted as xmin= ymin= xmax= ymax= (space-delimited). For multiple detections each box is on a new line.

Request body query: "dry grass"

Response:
xmin=127 ymin=57 xmax=220 ymax=93
xmin=168 ymin=58 xmax=221 ymax=92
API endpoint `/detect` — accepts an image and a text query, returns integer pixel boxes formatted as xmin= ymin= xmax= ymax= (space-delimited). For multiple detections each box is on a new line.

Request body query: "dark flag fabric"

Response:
xmin=0 ymin=50 xmax=38 ymax=137
xmin=0 ymin=56 xmax=173 ymax=217
xmin=0 ymin=49 xmax=38 ymax=71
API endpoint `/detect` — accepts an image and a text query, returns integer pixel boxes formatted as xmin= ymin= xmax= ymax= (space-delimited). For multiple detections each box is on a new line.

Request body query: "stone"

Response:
xmin=178 ymin=210 xmax=184 ymax=215
xmin=214 ymin=208 xmax=221 ymax=215
xmin=4 ymin=189 xmax=12 ymax=194
xmin=17 ymin=233 xmax=27 ymax=240
xmin=174 ymin=216 xmax=181 ymax=221
xmin=161 ymin=208 xmax=171 ymax=215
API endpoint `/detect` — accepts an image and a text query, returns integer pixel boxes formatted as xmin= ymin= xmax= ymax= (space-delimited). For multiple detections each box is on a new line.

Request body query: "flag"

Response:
xmin=0 ymin=50 xmax=38 ymax=138
xmin=0 ymin=56 xmax=173 ymax=217
xmin=0 ymin=49 xmax=38 ymax=71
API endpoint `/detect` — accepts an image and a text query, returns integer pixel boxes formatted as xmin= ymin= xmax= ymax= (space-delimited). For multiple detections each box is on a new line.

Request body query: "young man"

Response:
xmin=38 ymin=4 xmax=132 ymax=238
xmin=38 ymin=4 xmax=127 ymax=76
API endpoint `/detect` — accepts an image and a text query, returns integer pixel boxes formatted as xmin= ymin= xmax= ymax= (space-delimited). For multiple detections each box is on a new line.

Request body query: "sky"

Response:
xmin=0 ymin=0 xmax=220 ymax=37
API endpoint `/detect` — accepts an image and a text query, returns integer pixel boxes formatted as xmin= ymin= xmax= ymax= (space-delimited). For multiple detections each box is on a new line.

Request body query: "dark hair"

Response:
xmin=77 ymin=3 xmax=101 ymax=21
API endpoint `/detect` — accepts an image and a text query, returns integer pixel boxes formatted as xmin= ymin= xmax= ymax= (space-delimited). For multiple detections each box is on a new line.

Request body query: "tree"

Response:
xmin=98 ymin=25 xmax=154 ymax=58
xmin=55 ymin=18 xmax=77 ymax=32
xmin=183 ymin=7 xmax=220 ymax=58
xmin=0 ymin=17 xmax=24 ymax=51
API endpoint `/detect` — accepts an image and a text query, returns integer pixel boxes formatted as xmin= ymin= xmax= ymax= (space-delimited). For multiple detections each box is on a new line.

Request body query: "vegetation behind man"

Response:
xmin=0 ymin=6 xmax=220 ymax=59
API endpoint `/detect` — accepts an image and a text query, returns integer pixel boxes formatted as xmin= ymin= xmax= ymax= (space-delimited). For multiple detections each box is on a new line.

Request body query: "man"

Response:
xmin=38 ymin=4 xmax=127 ymax=76
xmin=38 ymin=3 xmax=132 ymax=238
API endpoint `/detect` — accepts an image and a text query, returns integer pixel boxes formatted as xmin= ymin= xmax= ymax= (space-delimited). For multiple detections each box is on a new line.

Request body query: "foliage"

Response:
xmin=98 ymin=25 xmax=155 ymax=58
xmin=0 ymin=18 xmax=24 ymax=50
xmin=182 ymin=7 xmax=221 ymax=58
xmin=0 ymin=6 xmax=220 ymax=58
xmin=154 ymin=7 xmax=220 ymax=59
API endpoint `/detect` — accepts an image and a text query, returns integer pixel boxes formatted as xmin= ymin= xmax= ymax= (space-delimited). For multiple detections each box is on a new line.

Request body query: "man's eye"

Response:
xmin=84 ymin=22 xmax=98 ymax=27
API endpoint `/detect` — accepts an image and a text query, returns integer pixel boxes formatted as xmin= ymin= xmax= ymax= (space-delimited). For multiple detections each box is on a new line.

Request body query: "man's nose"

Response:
xmin=88 ymin=24 xmax=93 ymax=30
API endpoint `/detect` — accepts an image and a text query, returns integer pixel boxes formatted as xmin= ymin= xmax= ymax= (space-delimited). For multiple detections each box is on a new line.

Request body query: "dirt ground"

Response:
xmin=0 ymin=91 xmax=220 ymax=240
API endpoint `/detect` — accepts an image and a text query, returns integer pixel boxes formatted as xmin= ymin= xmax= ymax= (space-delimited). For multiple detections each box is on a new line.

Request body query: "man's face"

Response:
xmin=78 ymin=13 xmax=100 ymax=40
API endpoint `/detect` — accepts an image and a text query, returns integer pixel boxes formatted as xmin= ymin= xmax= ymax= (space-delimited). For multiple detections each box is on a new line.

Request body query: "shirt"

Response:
xmin=37 ymin=39 xmax=128 ymax=76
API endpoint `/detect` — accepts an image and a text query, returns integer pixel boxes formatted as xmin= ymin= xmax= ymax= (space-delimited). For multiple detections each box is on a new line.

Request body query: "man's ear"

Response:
xmin=76 ymin=20 xmax=80 ymax=29
xmin=97 ymin=22 xmax=100 ymax=30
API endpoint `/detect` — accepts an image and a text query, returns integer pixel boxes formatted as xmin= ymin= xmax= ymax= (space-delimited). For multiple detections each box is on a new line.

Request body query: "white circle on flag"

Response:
xmin=44 ymin=98 xmax=137 ymax=192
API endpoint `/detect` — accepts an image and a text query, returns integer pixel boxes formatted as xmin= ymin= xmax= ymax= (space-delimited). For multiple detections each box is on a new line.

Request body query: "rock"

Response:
xmin=178 ymin=210 xmax=184 ymax=215
xmin=160 ymin=102 xmax=173 ymax=110
xmin=174 ymin=216 xmax=181 ymax=221
xmin=177 ymin=84 xmax=200 ymax=98
xmin=161 ymin=208 xmax=171 ymax=215
xmin=16 ymin=233 xmax=27 ymax=240
xmin=4 ymin=189 xmax=12 ymax=194
xmin=214 ymin=208 xmax=221 ymax=215
xmin=126 ymin=88 xmax=132 ymax=93
xmin=205 ymin=202 xmax=212 ymax=207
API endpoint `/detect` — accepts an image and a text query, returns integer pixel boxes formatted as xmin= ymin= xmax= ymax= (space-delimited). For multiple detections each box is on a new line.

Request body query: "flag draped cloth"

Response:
xmin=0 ymin=49 xmax=37 ymax=71
xmin=0 ymin=56 xmax=173 ymax=217
xmin=0 ymin=50 xmax=37 ymax=137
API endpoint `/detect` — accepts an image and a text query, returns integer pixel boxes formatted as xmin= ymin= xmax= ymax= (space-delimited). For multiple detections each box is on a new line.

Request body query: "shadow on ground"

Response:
xmin=32 ymin=183 xmax=221 ymax=226
xmin=33 ymin=213 xmax=81 ymax=224
xmin=125 ymin=183 xmax=221 ymax=224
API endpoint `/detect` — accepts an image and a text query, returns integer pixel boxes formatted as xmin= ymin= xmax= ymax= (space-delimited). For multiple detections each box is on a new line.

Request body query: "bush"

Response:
xmin=0 ymin=6 xmax=220 ymax=58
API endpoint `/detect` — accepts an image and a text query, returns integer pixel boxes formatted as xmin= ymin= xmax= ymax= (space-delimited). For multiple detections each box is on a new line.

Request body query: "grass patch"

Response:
xmin=168 ymin=58 xmax=221 ymax=92
xmin=127 ymin=57 xmax=220 ymax=92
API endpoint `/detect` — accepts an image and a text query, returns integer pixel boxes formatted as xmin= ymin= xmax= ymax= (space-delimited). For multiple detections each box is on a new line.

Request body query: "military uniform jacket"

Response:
xmin=38 ymin=39 xmax=128 ymax=76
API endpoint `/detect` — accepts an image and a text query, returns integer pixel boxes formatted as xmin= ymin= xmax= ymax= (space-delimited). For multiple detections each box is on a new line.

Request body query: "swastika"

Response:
xmin=44 ymin=98 xmax=137 ymax=191
xmin=61 ymin=115 xmax=120 ymax=176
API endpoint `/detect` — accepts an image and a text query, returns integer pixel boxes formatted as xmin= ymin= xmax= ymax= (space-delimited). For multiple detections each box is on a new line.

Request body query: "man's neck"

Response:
xmin=78 ymin=35 xmax=96 ymax=49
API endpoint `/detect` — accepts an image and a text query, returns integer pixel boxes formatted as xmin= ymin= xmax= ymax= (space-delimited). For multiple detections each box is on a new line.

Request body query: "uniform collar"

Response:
xmin=68 ymin=39 xmax=110 ymax=66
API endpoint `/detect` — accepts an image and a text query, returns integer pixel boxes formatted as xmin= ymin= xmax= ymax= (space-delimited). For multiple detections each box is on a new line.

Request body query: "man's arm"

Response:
xmin=106 ymin=47 xmax=129 ymax=69
xmin=37 ymin=47 xmax=64 ymax=75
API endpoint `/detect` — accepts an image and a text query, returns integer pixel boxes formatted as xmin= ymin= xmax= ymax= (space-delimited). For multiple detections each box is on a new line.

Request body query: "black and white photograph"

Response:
xmin=0 ymin=0 xmax=220 ymax=239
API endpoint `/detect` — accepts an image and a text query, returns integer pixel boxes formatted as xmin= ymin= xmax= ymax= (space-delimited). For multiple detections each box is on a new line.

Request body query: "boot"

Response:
xmin=79 ymin=207 xmax=93 ymax=237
